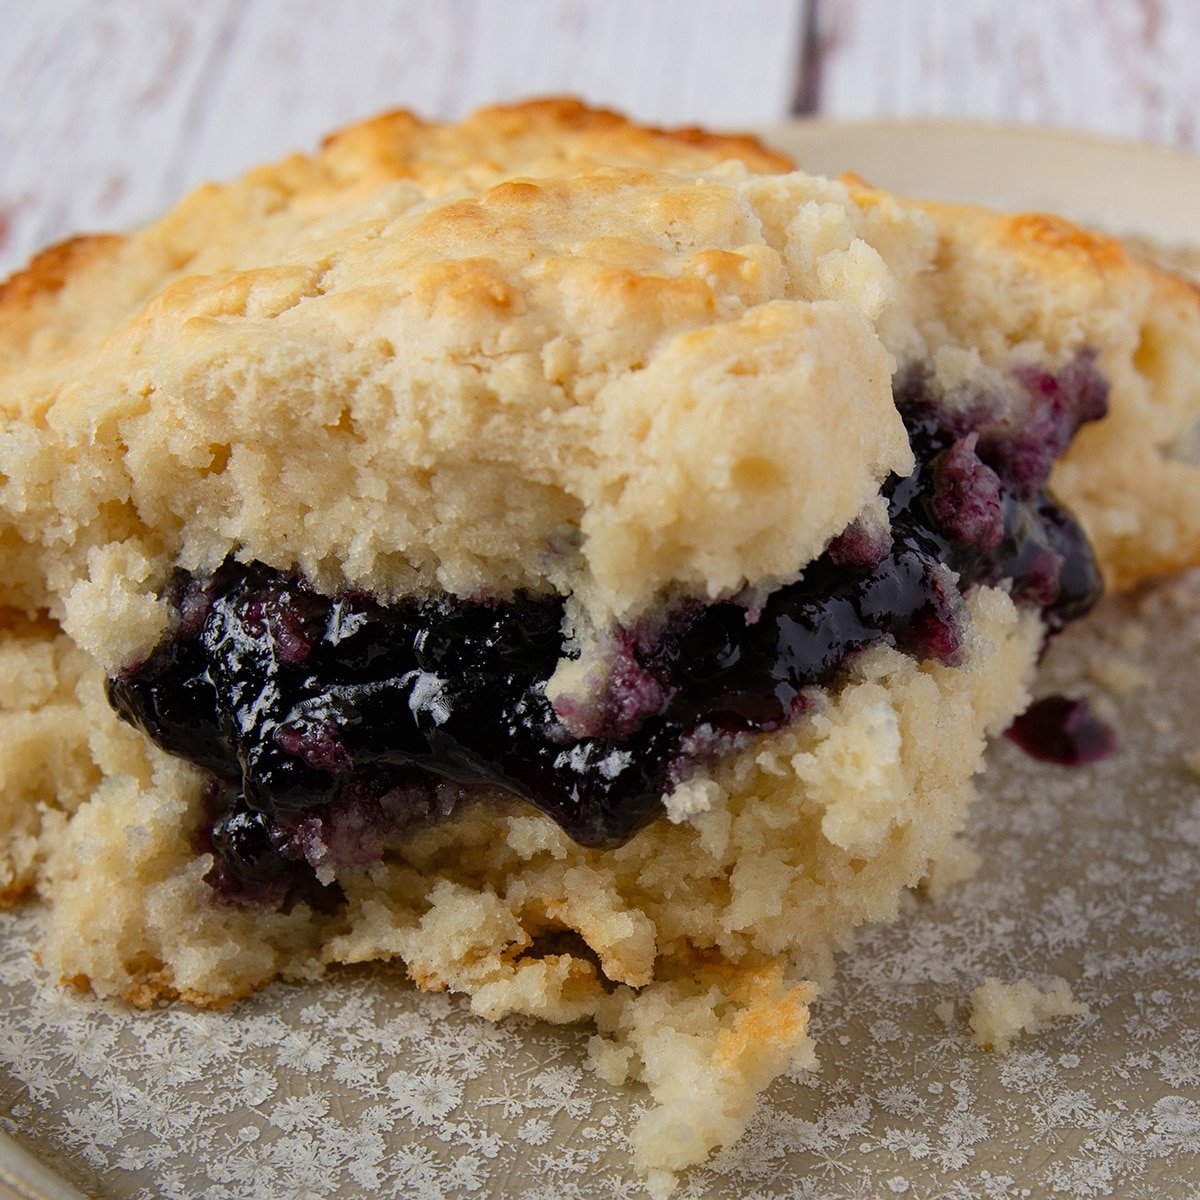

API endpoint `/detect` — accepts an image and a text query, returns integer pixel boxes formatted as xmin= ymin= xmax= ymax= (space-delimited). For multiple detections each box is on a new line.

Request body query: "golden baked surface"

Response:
xmin=2 ymin=99 xmax=1200 ymax=1192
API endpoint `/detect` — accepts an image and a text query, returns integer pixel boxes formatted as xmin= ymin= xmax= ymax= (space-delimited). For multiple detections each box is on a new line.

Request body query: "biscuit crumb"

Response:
xmin=1087 ymin=657 xmax=1150 ymax=695
xmin=662 ymin=774 xmax=722 ymax=823
xmin=968 ymin=977 xmax=1088 ymax=1053
xmin=920 ymin=835 xmax=981 ymax=900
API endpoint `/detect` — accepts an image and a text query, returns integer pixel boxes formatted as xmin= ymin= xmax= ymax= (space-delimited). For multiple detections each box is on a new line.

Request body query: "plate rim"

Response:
xmin=757 ymin=113 xmax=1200 ymax=167
xmin=0 ymin=1132 xmax=91 ymax=1200
xmin=757 ymin=115 xmax=1200 ymax=244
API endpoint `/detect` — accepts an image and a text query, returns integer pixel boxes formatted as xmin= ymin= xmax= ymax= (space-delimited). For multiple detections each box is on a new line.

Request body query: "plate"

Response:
xmin=2 ymin=121 xmax=1199 ymax=1200
xmin=761 ymin=118 xmax=1200 ymax=244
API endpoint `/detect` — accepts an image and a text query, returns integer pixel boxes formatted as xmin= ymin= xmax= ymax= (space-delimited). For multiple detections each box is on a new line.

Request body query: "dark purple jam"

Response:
xmin=106 ymin=356 xmax=1109 ymax=902
xmin=1005 ymin=695 xmax=1119 ymax=765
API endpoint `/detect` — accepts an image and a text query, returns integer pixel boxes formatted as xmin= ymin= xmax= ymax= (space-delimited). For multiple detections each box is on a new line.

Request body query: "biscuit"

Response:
xmin=2 ymin=100 xmax=1198 ymax=1190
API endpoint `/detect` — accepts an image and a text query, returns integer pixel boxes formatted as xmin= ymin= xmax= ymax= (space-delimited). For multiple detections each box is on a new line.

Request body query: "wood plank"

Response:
xmin=0 ymin=0 xmax=244 ymax=277
xmin=813 ymin=0 xmax=1200 ymax=151
xmin=0 ymin=0 xmax=806 ymax=277
xmin=172 ymin=0 xmax=806 ymax=196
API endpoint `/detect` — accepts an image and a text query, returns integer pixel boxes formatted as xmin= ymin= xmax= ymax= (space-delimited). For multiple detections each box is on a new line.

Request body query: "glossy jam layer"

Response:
xmin=107 ymin=358 xmax=1108 ymax=901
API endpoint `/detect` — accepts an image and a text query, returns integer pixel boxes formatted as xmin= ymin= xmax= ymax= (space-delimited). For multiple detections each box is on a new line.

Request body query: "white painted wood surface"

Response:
xmin=814 ymin=0 xmax=1200 ymax=148
xmin=1 ymin=0 xmax=1198 ymax=277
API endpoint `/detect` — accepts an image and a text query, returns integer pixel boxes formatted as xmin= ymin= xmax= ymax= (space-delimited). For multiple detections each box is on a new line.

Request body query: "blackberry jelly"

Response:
xmin=106 ymin=358 xmax=1109 ymax=903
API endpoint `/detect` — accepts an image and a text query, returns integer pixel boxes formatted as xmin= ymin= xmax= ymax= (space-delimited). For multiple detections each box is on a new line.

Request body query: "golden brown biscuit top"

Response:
xmin=0 ymin=99 xmax=791 ymax=372
xmin=319 ymin=96 xmax=795 ymax=182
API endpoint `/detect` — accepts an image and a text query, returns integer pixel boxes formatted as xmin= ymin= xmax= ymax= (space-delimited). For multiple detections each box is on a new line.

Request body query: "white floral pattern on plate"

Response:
xmin=2 ymin=570 xmax=1199 ymax=1199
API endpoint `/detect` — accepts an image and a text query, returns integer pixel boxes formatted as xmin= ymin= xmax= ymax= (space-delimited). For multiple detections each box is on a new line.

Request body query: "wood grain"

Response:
xmin=813 ymin=0 xmax=1200 ymax=150
xmin=0 ymin=2 xmax=243 ymax=278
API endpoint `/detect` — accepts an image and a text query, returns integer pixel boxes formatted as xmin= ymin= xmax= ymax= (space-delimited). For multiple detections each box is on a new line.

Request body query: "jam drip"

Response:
xmin=1005 ymin=695 xmax=1118 ymax=765
xmin=106 ymin=356 xmax=1108 ymax=901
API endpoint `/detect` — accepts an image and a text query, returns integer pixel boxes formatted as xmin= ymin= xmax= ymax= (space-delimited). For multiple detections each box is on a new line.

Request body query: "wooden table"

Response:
xmin=2 ymin=0 xmax=1198 ymax=277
